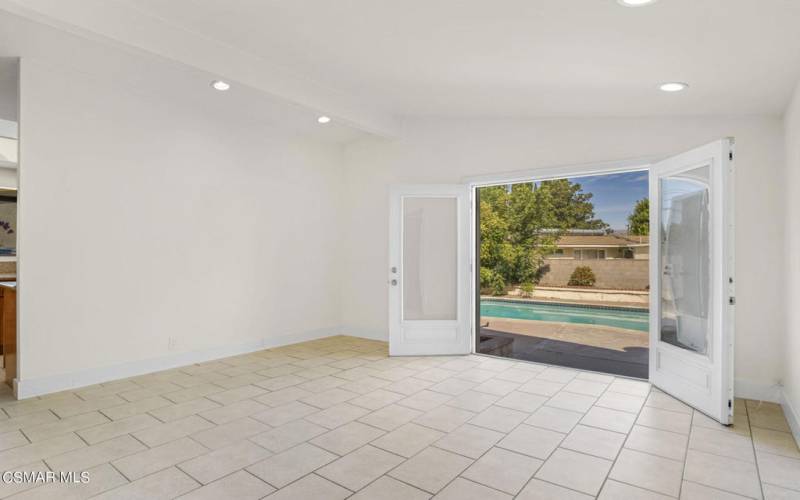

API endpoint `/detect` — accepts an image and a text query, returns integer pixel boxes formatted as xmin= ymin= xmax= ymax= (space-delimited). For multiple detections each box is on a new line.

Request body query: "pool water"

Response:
xmin=481 ymin=300 xmax=649 ymax=332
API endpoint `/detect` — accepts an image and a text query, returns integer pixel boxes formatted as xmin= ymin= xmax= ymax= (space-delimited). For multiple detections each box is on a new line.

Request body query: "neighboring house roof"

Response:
xmin=555 ymin=233 xmax=649 ymax=248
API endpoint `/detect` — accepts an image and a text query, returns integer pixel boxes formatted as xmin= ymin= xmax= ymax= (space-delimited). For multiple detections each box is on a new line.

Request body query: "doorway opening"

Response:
xmin=474 ymin=170 xmax=650 ymax=378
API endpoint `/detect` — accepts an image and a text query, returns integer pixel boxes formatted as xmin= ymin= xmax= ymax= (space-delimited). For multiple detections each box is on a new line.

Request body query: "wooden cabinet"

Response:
xmin=0 ymin=284 xmax=16 ymax=387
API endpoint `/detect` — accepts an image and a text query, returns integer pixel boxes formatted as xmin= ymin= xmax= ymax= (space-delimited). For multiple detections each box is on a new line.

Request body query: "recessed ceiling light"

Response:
xmin=317 ymin=116 xmax=331 ymax=124
xmin=659 ymin=82 xmax=689 ymax=92
xmin=618 ymin=0 xmax=657 ymax=6
xmin=211 ymin=80 xmax=230 ymax=91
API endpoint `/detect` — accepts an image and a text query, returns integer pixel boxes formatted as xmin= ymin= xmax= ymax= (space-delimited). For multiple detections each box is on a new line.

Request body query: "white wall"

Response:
xmin=16 ymin=58 xmax=346 ymax=396
xmin=342 ymin=116 xmax=786 ymax=399
xmin=784 ymin=82 xmax=800 ymax=436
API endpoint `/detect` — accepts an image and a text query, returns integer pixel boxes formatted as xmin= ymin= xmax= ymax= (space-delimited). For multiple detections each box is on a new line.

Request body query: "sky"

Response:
xmin=564 ymin=170 xmax=649 ymax=230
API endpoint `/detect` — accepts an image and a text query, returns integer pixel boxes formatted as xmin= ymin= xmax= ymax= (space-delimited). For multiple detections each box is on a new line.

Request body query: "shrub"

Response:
xmin=520 ymin=282 xmax=534 ymax=298
xmin=568 ymin=266 xmax=596 ymax=287
xmin=480 ymin=268 xmax=507 ymax=296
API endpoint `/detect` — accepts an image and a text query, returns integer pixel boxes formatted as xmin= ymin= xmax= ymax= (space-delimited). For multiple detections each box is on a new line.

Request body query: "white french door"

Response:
xmin=649 ymin=138 xmax=735 ymax=424
xmin=388 ymin=185 xmax=471 ymax=356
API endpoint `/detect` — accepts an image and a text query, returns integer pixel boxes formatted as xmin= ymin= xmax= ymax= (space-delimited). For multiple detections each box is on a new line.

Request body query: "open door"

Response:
xmin=389 ymin=185 xmax=471 ymax=356
xmin=649 ymin=138 xmax=735 ymax=424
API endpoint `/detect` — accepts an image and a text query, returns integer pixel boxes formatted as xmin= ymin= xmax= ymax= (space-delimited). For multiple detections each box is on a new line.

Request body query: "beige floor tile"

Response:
xmin=546 ymin=392 xmax=596 ymax=413
xmin=0 ymin=433 xmax=86 ymax=471
xmin=757 ymin=451 xmax=800 ymax=492
xmin=752 ymin=427 xmax=800 ymax=459
xmin=433 ymin=477 xmax=511 ymax=499
xmin=748 ymin=404 xmax=791 ymax=433
xmin=370 ymin=422 xmax=444 ymax=458
xmin=249 ymin=419 xmax=327 ymax=452
xmin=246 ymin=442 xmax=338 ymax=488
xmin=446 ymin=391 xmax=501 ymax=412
xmin=45 ymin=434 xmax=146 ymax=473
xmin=0 ymin=430 xmax=28 ymax=452
xmin=581 ymin=406 xmax=637 ymax=434
xmin=693 ymin=410 xmax=752 ymax=437
xmin=762 ymin=483 xmax=800 ymax=499
xmin=435 ymin=424 xmax=505 ymax=459
xmin=263 ymin=473 xmax=351 ymax=500
xmin=537 ymin=367 xmax=579 ymax=383
xmin=253 ymin=374 xmax=306 ymax=391
xmin=298 ymin=375 xmax=348 ymax=393
xmin=132 ymin=415 xmax=215 ymax=447
xmin=77 ymin=413 xmax=160 ymax=445
xmin=517 ymin=478 xmax=593 ymax=499
xmin=457 ymin=368 xmax=505 ymax=383
xmin=305 ymin=402 xmax=370 ymax=429
xmin=518 ymin=379 xmax=566 ymax=397
xmin=398 ymin=390 xmax=453 ymax=411
xmin=599 ymin=479 xmax=673 ymax=499
xmin=469 ymin=405 xmax=528 ymax=432
xmin=609 ymin=449 xmax=683 ymax=497
xmin=462 ymin=447 xmax=542 ymax=494
xmin=254 ymin=387 xmax=314 ymax=408
xmin=535 ymin=448 xmax=612 ymax=496
xmin=626 ymin=424 xmax=689 ymax=461
xmin=494 ymin=368 xmax=539 ymax=384
xmin=94 ymin=467 xmax=198 ymax=500
xmin=251 ymin=401 xmax=318 ymax=427
xmin=682 ymin=449 xmax=761 ymax=499
xmin=178 ymin=440 xmax=272 ymax=484
xmin=595 ymin=391 xmax=646 ymax=414
xmin=348 ymin=389 xmax=405 ymax=410
xmin=389 ymin=446 xmax=473 ymax=493
xmin=0 ymin=411 xmax=59 ymax=435
xmin=50 ymin=395 xmax=128 ymax=419
xmin=359 ymin=403 xmax=423 ymax=431
xmin=497 ymin=424 xmax=564 ymax=459
xmin=637 ymin=406 xmax=692 ymax=434
xmin=526 ymin=406 xmax=583 ymax=433
xmin=338 ymin=376 xmax=392 ymax=395
xmin=148 ymin=398 xmax=221 ymax=422
xmin=198 ymin=399 xmax=267 ymax=425
xmin=494 ymin=391 xmax=547 ymax=413
xmin=680 ymin=481 xmax=754 ymax=499
xmin=377 ymin=376 xmax=431 ymax=395
xmin=310 ymin=421 xmax=385 ymax=455
xmin=161 ymin=384 xmax=224 ymax=404
xmin=414 ymin=405 xmax=477 ymax=433
xmin=576 ymin=372 xmax=615 ymax=384
xmin=191 ymin=417 xmax=269 ymax=449
xmin=560 ymin=424 xmax=625 ymax=460
xmin=429 ymin=378 xmax=479 ymax=396
xmin=177 ymin=470 xmax=275 ymax=500
xmin=689 ymin=425 xmax=756 ymax=462
xmin=563 ymin=379 xmax=609 ymax=397
xmin=472 ymin=379 xmax=521 ymax=397
xmin=317 ymin=444 xmax=404 ymax=490
xmin=14 ymin=463 xmax=125 ymax=499
xmin=21 ymin=412 xmax=109 ymax=443
xmin=607 ymin=379 xmax=651 ymax=397
xmin=113 ymin=437 xmax=208 ymax=480
xmin=646 ymin=391 xmax=693 ymax=414
xmin=349 ymin=475 xmax=431 ymax=500
xmin=301 ymin=388 xmax=360 ymax=409
xmin=101 ymin=396 xmax=174 ymax=421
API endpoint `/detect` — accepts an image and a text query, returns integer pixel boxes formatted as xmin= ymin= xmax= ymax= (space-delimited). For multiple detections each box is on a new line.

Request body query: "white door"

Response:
xmin=649 ymin=138 xmax=735 ymax=424
xmin=389 ymin=185 xmax=471 ymax=356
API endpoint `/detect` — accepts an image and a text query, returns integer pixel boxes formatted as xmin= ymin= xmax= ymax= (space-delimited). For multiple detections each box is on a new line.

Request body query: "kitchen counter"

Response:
xmin=0 ymin=281 xmax=15 ymax=386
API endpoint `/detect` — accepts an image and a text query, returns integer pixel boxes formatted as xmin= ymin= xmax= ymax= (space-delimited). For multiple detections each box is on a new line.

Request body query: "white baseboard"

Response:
xmin=341 ymin=325 xmax=388 ymax=342
xmin=781 ymin=389 xmax=800 ymax=445
xmin=734 ymin=378 xmax=782 ymax=403
xmin=15 ymin=326 xmax=343 ymax=399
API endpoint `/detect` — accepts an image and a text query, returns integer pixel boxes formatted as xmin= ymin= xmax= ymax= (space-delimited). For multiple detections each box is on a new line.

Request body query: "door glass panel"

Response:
xmin=403 ymin=197 xmax=457 ymax=320
xmin=659 ymin=165 xmax=711 ymax=355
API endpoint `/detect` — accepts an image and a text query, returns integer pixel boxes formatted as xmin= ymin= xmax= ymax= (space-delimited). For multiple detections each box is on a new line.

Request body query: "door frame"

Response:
xmin=464 ymin=157 xmax=656 ymax=355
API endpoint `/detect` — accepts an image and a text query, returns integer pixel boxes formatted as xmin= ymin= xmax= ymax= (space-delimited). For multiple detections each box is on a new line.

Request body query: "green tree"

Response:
xmin=479 ymin=180 xmax=606 ymax=294
xmin=627 ymin=198 xmax=650 ymax=236
xmin=537 ymin=179 xmax=609 ymax=231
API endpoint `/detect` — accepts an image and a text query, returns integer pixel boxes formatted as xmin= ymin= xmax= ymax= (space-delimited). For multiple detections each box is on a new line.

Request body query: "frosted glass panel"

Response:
xmin=659 ymin=165 xmax=711 ymax=356
xmin=403 ymin=197 xmax=457 ymax=321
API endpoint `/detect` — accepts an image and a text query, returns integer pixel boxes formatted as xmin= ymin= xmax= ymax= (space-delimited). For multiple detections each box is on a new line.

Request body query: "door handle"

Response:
xmin=390 ymin=279 xmax=398 ymax=286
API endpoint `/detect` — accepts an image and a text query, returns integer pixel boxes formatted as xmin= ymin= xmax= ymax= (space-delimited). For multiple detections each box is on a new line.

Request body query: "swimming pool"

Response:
xmin=481 ymin=300 xmax=649 ymax=332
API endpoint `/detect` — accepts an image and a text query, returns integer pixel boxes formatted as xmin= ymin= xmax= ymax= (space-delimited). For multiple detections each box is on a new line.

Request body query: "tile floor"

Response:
xmin=0 ymin=335 xmax=798 ymax=499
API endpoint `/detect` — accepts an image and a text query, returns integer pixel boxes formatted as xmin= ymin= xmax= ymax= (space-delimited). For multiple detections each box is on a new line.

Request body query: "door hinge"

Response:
xmin=729 ymin=151 xmax=734 ymax=161
xmin=729 ymin=297 xmax=736 ymax=305
xmin=728 ymin=399 xmax=732 ymax=409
